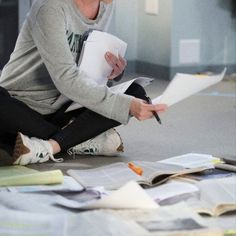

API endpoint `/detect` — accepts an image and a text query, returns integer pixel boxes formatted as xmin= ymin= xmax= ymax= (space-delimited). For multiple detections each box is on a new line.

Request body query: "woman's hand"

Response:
xmin=105 ymin=52 xmax=127 ymax=80
xmin=130 ymin=98 xmax=167 ymax=121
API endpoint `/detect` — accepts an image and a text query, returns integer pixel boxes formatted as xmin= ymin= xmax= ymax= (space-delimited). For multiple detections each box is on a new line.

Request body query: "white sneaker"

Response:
xmin=13 ymin=133 xmax=63 ymax=165
xmin=67 ymin=129 xmax=124 ymax=156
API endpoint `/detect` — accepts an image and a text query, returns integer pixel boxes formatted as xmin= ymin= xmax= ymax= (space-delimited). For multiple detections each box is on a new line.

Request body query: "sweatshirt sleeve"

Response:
xmin=30 ymin=5 xmax=133 ymax=124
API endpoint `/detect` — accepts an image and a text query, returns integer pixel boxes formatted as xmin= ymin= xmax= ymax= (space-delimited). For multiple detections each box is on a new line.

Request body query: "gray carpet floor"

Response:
xmin=31 ymin=74 xmax=236 ymax=174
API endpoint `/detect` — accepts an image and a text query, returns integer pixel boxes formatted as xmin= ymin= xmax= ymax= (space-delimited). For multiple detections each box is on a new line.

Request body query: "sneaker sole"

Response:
xmin=13 ymin=133 xmax=30 ymax=164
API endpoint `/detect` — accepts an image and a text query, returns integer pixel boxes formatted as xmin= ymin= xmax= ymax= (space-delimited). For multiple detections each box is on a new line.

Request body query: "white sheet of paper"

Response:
xmin=79 ymin=42 xmax=114 ymax=85
xmin=56 ymin=181 xmax=159 ymax=210
xmin=88 ymin=181 xmax=158 ymax=209
xmin=110 ymin=77 xmax=153 ymax=94
xmin=145 ymin=180 xmax=199 ymax=202
xmin=79 ymin=30 xmax=127 ymax=83
xmin=152 ymin=68 xmax=226 ymax=106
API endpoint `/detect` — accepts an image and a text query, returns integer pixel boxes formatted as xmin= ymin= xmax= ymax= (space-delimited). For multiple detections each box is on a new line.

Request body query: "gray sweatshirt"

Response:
xmin=0 ymin=0 xmax=133 ymax=124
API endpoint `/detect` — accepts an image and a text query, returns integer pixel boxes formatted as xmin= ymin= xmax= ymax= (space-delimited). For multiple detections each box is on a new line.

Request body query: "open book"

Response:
xmin=158 ymin=153 xmax=221 ymax=169
xmin=0 ymin=166 xmax=63 ymax=187
xmin=67 ymin=161 xmax=208 ymax=190
xmin=186 ymin=177 xmax=236 ymax=216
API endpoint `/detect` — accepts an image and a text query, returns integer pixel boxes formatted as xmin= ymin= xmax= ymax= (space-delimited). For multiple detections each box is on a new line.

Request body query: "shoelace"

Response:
xmin=35 ymin=151 xmax=64 ymax=163
xmin=31 ymin=139 xmax=64 ymax=163
xmin=48 ymin=153 xmax=64 ymax=163
xmin=67 ymin=139 xmax=99 ymax=157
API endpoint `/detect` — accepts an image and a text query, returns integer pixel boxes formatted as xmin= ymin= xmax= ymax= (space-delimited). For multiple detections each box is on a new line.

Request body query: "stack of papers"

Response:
xmin=79 ymin=30 xmax=127 ymax=85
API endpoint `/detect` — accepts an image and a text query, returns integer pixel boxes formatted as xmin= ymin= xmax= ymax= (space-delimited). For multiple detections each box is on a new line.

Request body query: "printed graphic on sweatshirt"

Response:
xmin=66 ymin=30 xmax=89 ymax=54
xmin=66 ymin=30 xmax=84 ymax=54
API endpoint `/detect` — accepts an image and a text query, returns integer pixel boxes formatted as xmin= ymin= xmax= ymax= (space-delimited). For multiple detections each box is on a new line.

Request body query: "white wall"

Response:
xmin=115 ymin=0 xmax=236 ymax=77
xmin=114 ymin=0 xmax=172 ymax=65
xmin=114 ymin=0 xmax=138 ymax=61
xmin=18 ymin=0 xmax=32 ymax=29
xmin=137 ymin=0 xmax=172 ymax=66
xmin=171 ymin=0 xmax=236 ymax=67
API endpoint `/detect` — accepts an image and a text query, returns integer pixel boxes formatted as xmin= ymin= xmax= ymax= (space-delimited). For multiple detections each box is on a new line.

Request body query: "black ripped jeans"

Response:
xmin=0 ymin=83 xmax=147 ymax=155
